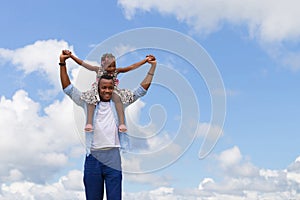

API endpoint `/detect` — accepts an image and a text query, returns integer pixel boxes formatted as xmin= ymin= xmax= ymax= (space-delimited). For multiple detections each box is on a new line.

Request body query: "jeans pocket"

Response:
xmin=84 ymin=154 xmax=100 ymax=175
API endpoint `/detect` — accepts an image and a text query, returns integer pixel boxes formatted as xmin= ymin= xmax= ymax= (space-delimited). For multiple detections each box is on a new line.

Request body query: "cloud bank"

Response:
xmin=0 ymin=39 xmax=75 ymax=98
xmin=124 ymin=146 xmax=300 ymax=200
xmin=118 ymin=0 xmax=300 ymax=71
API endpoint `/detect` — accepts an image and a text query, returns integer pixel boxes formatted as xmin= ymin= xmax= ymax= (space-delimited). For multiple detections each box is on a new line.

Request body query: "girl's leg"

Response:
xmin=85 ymin=103 xmax=95 ymax=132
xmin=112 ymin=92 xmax=127 ymax=132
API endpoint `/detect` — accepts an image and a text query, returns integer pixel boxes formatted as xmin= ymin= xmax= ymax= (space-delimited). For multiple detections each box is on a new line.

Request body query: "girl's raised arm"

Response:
xmin=117 ymin=56 xmax=154 ymax=73
xmin=63 ymin=50 xmax=99 ymax=73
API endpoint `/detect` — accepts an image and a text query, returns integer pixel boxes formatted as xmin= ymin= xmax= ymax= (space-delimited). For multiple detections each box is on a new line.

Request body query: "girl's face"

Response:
xmin=105 ymin=60 xmax=116 ymax=73
xmin=103 ymin=58 xmax=116 ymax=73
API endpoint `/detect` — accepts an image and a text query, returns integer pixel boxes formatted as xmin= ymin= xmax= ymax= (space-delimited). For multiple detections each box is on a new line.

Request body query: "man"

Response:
xmin=59 ymin=50 xmax=156 ymax=200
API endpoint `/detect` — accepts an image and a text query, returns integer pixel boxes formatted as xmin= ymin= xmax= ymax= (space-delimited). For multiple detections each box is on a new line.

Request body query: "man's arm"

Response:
xmin=59 ymin=52 xmax=71 ymax=89
xmin=59 ymin=50 xmax=85 ymax=108
xmin=124 ymin=58 xmax=157 ymax=107
xmin=140 ymin=59 xmax=157 ymax=90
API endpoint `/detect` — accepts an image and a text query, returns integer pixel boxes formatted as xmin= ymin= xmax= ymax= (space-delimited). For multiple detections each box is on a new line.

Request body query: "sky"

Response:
xmin=0 ymin=0 xmax=300 ymax=199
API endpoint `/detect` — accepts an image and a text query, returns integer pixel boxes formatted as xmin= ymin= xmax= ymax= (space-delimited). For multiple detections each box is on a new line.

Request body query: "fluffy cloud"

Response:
xmin=124 ymin=172 xmax=172 ymax=188
xmin=197 ymin=146 xmax=300 ymax=199
xmin=118 ymin=0 xmax=300 ymax=42
xmin=0 ymin=170 xmax=85 ymax=200
xmin=217 ymin=145 xmax=242 ymax=168
xmin=0 ymin=90 xmax=84 ymax=184
xmin=1 ymin=93 xmax=300 ymax=199
xmin=1 ymin=36 xmax=299 ymax=199
xmin=0 ymin=39 xmax=88 ymax=198
xmin=123 ymin=187 xmax=182 ymax=200
xmin=122 ymin=155 xmax=173 ymax=187
xmin=124 ymin=147 xmax=300 ymax=200
xmin=0 ymin=39 xmax=75 ymax=98
xmin=125 ymin=100 xmax=174 ymax=152
xmin=118 ymin=0 xmax=300 ymax=70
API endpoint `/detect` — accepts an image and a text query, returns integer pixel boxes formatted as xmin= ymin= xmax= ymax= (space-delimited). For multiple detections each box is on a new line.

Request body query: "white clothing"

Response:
xmin=92 ymin=102 xmax=120 ymax=149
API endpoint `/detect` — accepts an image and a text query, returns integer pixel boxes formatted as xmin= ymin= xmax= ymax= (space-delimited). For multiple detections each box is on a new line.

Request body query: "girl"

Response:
xmin=63 ymin=50 xmax=154 ymax=132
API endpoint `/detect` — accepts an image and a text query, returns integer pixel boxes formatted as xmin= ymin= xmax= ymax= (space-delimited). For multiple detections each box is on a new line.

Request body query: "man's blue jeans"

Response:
xmin=83 ymin=148 xmax=122 ymax=200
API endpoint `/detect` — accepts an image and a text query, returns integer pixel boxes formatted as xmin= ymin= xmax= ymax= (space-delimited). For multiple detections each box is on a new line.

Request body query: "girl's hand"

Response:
xmin=62 ymin=49 xmax=72 ymax=56
xmin=146 ymin=55 xmax=156 ymax=62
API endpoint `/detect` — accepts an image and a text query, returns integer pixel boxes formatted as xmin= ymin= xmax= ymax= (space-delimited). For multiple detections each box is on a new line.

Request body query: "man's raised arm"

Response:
xmin=59 ymin=50 xmax=71 ymax=89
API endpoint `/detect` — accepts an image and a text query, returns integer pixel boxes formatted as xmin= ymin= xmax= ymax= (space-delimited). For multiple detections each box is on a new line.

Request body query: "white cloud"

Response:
xmin=0 ymin=90 xmax=84 ymax=184
xmin=259 ymin=169 xmax=280 ymax=179
xmin=125 ymin=100 xmax=171 ymax=151
xmin=121 ymin=102 xmax=178 ymax=185
xmin=60 ymin=170 xmax=84 ymax=191
xmin=195 ymin=146 xmax=300 ymax=199
xmin=125 ymin=147 xmax=300 ymax=199
xmin=0 ymin=170 xmax=85 ymax=200
xmin=124 ymin=172 xmax=172 ymax=187
xmin=0 ymin=39 xmax=76 ymax=98
xmin=118 ymin=0 xmax=300 ymax=42
xmin=213 ymin=146 xmax=259 ymax=178
xmin=288 ymin=156 xmax=300 ymax=172
xmin=218 ymin=146 xmax=242 ymax=168
xmin=4 ymin=36 xmax=297 ymax=199
xmin=118 ymin=0 xmax=300 ymax=71
xmin=1 ymin=145 xmax=300 ymax=199
xmin=123 ymin=187 xmax=189 ymax=200
xmin=0 ymin=39 xmax=87 ymax=198
xmin=121 ymin=145 xmax=300 ymax=199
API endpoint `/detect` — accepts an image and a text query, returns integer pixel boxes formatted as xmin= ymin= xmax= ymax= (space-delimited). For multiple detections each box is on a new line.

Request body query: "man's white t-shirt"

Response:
xmin=91 ymin=101 xmax=120 ymax=150
xmin=63 ymin=83 xmax=147 ymax=154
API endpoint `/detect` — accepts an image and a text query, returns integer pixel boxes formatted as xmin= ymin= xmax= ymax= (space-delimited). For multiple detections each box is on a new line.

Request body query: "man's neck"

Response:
xmin=100 ymin=99 xmax=111 ymax=102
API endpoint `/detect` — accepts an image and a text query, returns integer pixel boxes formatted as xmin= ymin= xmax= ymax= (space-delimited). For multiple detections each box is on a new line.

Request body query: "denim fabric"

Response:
xmin=84 ymin=149 xmax=122 ymax=200
xmin=118 ymin=132 xmax=131 ymax=152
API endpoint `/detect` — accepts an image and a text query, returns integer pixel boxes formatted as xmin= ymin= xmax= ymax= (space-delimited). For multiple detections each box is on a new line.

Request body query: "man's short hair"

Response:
xmin=99 ymin=74 xmax=114 ymax=81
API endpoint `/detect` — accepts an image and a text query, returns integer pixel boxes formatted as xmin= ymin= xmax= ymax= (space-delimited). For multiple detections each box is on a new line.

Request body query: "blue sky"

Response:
xmin=1 ymin=0 xmax=300 ymax=199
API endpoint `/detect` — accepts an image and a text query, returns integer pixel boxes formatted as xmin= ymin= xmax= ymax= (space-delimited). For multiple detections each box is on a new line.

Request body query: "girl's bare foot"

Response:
xmin=119 ymin=124 xmax=127 ymax=132
xmin=84 ymin=124 xmax=93 ymax=132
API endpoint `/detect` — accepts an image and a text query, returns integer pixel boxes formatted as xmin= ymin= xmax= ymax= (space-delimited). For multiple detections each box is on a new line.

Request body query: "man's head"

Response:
xmin=101 ymin=53 xmax=116 ymax=73
xmin=98 ymin=74 xmax=114 ymax=102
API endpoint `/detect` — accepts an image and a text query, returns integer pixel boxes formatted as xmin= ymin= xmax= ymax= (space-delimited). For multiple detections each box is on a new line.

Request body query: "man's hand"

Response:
xmin=147 ymin=57 xmax=157 ymax=65
xmin=60 ymin=50 xmax=71 ymax=63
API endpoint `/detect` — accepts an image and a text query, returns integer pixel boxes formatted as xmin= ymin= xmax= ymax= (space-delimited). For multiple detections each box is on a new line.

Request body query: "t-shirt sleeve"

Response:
xmin=131 ymin=85 xmax=147 ymax=103
xmin=63 ymin=84 xmax=85 ymax=108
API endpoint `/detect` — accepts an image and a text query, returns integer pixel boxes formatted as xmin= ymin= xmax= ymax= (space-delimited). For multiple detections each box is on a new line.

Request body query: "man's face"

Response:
xmin=98 ymin=78 xmax=114 ymax=101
